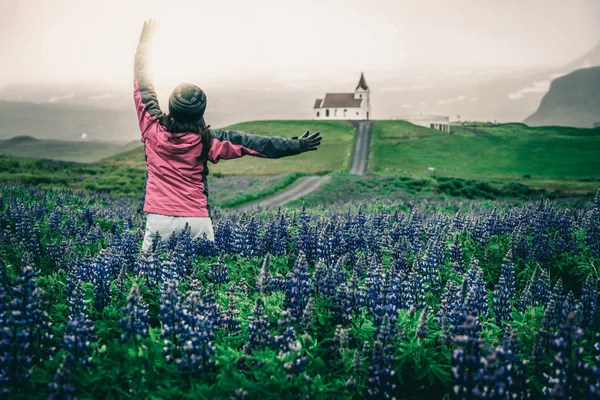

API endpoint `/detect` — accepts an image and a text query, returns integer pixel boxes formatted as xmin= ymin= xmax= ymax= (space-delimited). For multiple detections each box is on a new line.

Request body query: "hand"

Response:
xmin=139 ymin=19 xmax=158 ymax=43
xmin=298 ymin=130 xmax=322 ymax=152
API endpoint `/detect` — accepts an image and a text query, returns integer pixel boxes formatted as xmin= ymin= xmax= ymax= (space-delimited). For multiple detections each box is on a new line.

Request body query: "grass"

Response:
xmin=369 ymin=121 xmax=600 ymax=192
xmin=0 ymin=136 xmax=140 ymax=163
xmin=0 ymin=155 xmax=305 ymax=208
xmin=289 ymin=173 xmax=594 ymax=207
xmin=103 ymin=120 xmax=356 ymax=175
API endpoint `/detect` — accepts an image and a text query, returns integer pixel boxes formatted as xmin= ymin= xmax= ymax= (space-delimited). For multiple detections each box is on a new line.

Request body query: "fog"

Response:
xmin=0 ymin=0 xmax=599 ymax=89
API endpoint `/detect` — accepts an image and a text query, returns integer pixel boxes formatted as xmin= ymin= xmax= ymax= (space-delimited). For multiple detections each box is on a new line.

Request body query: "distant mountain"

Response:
xmin=525 ymin=67 xmax=600 ymax=128
xmin=0 ymin=100 xmax=141 ymax=142
xmin=0 ymin=135 xmax=141 ymax=163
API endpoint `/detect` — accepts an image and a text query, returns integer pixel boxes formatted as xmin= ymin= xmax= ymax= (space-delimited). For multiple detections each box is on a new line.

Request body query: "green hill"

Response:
xmin=369 ymin=120 xmax=600 ymax=193
xmin=104 ymin=120 xmax=356 ymax=175
xmin=0 ymin=135 xmax=141 ymax=163
xmin=525 ymin=67 xmax=600 ymax=128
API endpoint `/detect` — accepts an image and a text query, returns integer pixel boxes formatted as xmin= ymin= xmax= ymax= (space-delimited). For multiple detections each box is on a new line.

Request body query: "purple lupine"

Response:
xmin=520 ymin=265 xmax=550 ymax=311
xmin=63 ymin=281 xmax=95 ymax=367
xmin=160 ymin=280 xmax=187 ymax=364
xmin=492 ymin=274 xmax=513 ymax=328
xmin=300 ymin=297 xmax=315 ymax=331
xmin=206 ymin=262 xmax=228 ymax=285
xmin=587 ymin=334 xmax=600 ymax=398
xmin=256 ymin=254 xmax=272 ymax=295
xmin=118 ymin=283 xmax=150 ymax=344
xmin=451 ymin=315 xmax=485 ymax=399
xmin=0 ymin=265 xmax=54 ymax=389
xmin=402 ymin=269 xmax=426 ymax=310
xmin=282 ymin=252 xmax=313 ymax=321
xmin=243 ymin=298 xmax=271 ymax=355
xmin=366 ymin=340 xmax=397 ymax=400
xmin=91 ymin=251 xmax=113 ymax=313
xmin=346 ymin=349 xmax=362 ymax=391
xmin=448 ymin=235 xmax=466 ymax=274
xmin=542 ymin=312 xmax=587 ymax=399
xmin=580 ymin=275 xmax=598 ymax=329
xmin=464 ymin=259 xmax=488 ymax=320
xmin=176 ymin=314 xmax=216 ymax=374
xmin=222 ymin=293 xmax=241 ymax=335
xmin=419 ymin=237 xmax=443 ymax=294
xmin=335 ymin=269 xmax=366 ymax=324
xmin=296 ymin=204 xmax=317 ymax=263
xmin=48 ymin=354 xmax=76 ymax=400
xmin=416 ymin=305 xmax=430 ymax=339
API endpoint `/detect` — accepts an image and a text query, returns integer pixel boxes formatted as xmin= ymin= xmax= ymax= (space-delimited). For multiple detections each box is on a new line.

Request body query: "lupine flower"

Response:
xmin=346 ymin=349 xmax=362 ymax=391
xmin=451 ymin=316 xmax=485 ymax=399
xmin=256 ymin=254 xmax=272 ymax=295
xmin=48 ymin=354 xmax=76 ymax=400
xmin=118 ymin=283 xmax=150 ymax=344
xmin=282 ymin=252 xmax=313 ymax=321
xmin=587 ymin=333 xmax=600 ymax=397
xmin=243 ymin=298 xmax=271 ymax=355
xmin=493 ymin=275 xmax=513 ymax=328
xmin=580 ymin=275 xmax=598 ymax=329
xmin=520 ymin=264 xmax=550 ymax=311
xmin=366 ymin=340 xmax=397 ymax=400
xmin=416 ymin=305 xmax=430 ymax=339
xmin=206 ymin=262 xmax=228 ymax=285
xmin=222 ymin=293 xmax=241 ymax=335
xmin=63 ymin=281 xmax=95 ymax=367
xmin=448 ymin=235 xmax=466 ymax=274
xmin=542 ymin=312 xmax=587 ymax=399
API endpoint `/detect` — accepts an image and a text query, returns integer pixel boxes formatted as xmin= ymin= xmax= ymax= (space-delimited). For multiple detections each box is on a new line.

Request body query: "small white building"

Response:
xmin=396 ymin=114 xmax=450 ymax=133
xmin=313 ymin=73 xmax=371 ymax=120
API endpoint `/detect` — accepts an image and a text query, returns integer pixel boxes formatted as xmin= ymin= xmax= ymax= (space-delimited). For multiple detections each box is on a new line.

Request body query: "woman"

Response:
xmin=134 ymin=20 xmax=321 ymax=251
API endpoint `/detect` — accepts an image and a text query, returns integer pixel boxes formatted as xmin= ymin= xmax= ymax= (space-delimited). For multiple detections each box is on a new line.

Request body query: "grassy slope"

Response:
xmin=0 ymin=136 xmax=140 ymax=163
xmin=0 ymin=155 xmax=306 ymax=208
xmin=104 ymin=120 xmax=356 ymax=175
xmin=369 ymin=121 xmax=600 ymax=192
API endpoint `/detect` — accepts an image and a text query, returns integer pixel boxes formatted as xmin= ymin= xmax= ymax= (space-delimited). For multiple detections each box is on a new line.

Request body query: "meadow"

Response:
xmin=369 ymin=121 xmax=600 ymax=193
xmin=1 ymin=183 xmax=600 ymax=399
xmin=104 ymin=120 xmax=356 ymax=176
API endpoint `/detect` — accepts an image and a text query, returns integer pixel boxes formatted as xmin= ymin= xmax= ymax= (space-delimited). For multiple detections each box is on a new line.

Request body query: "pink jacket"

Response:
xmin=134 ymin=42 xmax=301 ymax=217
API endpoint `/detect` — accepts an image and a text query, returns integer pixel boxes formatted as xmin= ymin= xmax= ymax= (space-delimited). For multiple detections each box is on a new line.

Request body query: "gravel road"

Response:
xmin=348 ymin=120 xmax=372 ymax=175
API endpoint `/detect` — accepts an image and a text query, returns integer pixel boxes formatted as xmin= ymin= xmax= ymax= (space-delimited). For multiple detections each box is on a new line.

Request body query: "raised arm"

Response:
xmin=208 ymin=129 xmax=321 ymax=164
xmin=133 ymin=19 xmax=163 ymax=141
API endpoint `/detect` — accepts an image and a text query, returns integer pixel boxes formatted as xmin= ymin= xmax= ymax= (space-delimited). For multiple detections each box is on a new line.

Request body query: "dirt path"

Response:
xmin=236 ymin=120 xmax=372 ymax=209
xmin=348 ymin=121 xmax=372 ymax=175
xmin=237 ymin=176 xmax=330 ymax=210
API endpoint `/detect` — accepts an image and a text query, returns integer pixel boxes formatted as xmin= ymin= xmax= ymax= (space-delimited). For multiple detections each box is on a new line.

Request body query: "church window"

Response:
xmin=356 ymin=112 xmax=359 ymax=116
xmin=359 ymin=94 xmax=362 ymax=98
xmin=334 ymin=109 xmax=337 ymax=116
xmin=325 ymin=109 xmax=330 ymax=117
xmin=344 ymin=109 xmax=347 ymax=117
xmin=317 ymin=111 xmax=320 ymax=117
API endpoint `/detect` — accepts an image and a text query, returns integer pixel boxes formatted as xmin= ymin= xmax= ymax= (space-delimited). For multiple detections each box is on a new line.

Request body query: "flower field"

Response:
xmin=1 ymin=183 xmax=600 ymax=399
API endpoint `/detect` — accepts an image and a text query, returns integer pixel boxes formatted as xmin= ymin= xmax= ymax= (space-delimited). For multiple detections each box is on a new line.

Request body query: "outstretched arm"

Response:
xmin=208 ymin=129 xmax=321 ymax=164
xmin=133 ymin=19 xmax=163 ymax=142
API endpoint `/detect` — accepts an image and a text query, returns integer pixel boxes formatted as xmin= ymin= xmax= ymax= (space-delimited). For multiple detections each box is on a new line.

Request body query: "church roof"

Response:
xmin=315 ymin=93 xmax=362 ymax=109
xmin=314 ymin=99 xmax=323 ymax=108
xmin=356 ymin=73 xmax=369 ymax=90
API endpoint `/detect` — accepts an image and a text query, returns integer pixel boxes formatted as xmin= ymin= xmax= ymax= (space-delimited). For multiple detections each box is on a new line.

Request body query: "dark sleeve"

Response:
xmin=208 ymin=129 xmax=302 ymax=164
xmin=133 ymin=41 xmax=164 ymax=142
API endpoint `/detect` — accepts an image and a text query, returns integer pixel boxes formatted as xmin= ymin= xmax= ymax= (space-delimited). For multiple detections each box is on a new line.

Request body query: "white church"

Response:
xmin=313 ymin=73 xmax=371 ymax=120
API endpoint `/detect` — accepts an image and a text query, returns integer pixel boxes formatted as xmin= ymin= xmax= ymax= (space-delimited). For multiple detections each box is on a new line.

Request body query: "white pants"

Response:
xmin=141 ymin=213 xmax=215 ymax=252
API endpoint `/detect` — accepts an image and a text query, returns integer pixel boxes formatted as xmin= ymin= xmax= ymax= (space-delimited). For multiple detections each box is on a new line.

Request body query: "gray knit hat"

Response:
xmin=168 ymin=83 xmax=207 ymax=121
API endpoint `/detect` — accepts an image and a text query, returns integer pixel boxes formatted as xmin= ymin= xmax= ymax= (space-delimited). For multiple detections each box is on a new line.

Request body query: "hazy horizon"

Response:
xmin=1 ymin=0 xmax=599 ymax=89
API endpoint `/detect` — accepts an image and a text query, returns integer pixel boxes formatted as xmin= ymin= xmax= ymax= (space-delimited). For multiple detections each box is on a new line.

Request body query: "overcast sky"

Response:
xmin=0 ymin=0 xmax=598 ymax=88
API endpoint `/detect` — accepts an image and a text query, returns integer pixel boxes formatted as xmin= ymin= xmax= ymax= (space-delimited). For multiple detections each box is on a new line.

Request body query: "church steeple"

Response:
xmin=356 ymin=72 xmax=369 ymax=91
